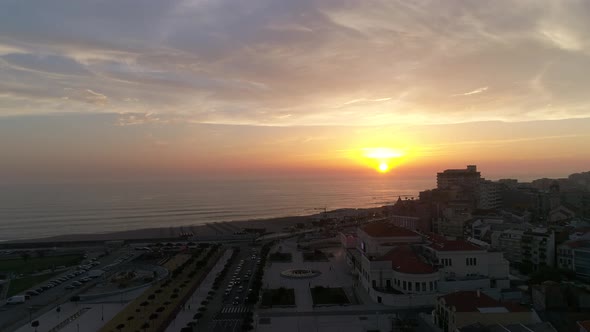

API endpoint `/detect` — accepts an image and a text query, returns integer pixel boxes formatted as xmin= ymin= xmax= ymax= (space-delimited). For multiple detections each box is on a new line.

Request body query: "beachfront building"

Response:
xmin=433 ymin=290 xmax=539 ymax=332
xmin=557 ymin=239 xmax=590 ymax=280
xmin=345 ymin=221 xmax=510 ymax=307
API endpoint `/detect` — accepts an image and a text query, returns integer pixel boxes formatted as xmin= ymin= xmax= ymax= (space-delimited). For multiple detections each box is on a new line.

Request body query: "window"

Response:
xmin=408 ymin=282 xmax=412 ymax=291
xmin=386 ymin=280 xmax=391 ymax=288
xmin=422 ymin=282 xmax=426 ymax=291
xmin=466 ymin=257 xmax=477 ymax=266
xmin=403 ymin=281 xmax=407 ymax=290
xmin=441 ymin=258 xmax=453 ymax=266
xmin=372 ymin=280 xmax=376 ymax=288
xmin=415 ymin=282 xmax=420 ymax=291
xmin=429 ymin=281 xmax=434 ymax=291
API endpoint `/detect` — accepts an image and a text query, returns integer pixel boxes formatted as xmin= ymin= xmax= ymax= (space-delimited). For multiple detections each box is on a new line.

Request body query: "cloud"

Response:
xmin=1 ymin=1 xmax=590 ymax=126
xmin=453 ymin=87 xmax=489 ymax=97
xmin=115 ymin=112 xmax=162 ymax=126
xmin=342 ymin=97 xmax=392 ymax=106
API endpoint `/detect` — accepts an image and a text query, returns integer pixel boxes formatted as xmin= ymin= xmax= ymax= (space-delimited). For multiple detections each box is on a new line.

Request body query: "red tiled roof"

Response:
xmin=429 ymin=239 xmax=483 ymax=252
xmin=440 ymin=291 xmax=529 ymax=313
xmin=361 ymin=222 xmax=420 ymax=238
xmin=379 ymin=246 xmax=437 ymax=274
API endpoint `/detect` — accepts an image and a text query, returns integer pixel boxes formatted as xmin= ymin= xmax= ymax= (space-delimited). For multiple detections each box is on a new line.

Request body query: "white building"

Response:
xmin=346 ymin=221 xmax=510 ymax=307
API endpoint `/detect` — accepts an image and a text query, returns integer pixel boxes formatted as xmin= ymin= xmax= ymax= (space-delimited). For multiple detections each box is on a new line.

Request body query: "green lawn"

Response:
xmin=311 ymin=287 xmax=350 ymax=305
xmin=261 ymin=288 xmax=295 ymax=306
xmin=0 ymin=254 xmax=83 ymax=274
xmin=7 ymin=273 xmax=60 ymax=297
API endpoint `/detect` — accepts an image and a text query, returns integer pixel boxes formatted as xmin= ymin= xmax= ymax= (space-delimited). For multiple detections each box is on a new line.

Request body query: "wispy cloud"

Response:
xmin=1 ymin=1 xmax=590 ymax=126
xmin=453 ymin=87 xmax=489 ymax=97
xmin=342 ymin=97 xmax=392 ymax=106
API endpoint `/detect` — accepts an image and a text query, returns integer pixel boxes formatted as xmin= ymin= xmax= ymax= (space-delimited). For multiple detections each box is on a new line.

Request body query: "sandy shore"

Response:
xmin=6 ymin=215 xmax=313 ymax=244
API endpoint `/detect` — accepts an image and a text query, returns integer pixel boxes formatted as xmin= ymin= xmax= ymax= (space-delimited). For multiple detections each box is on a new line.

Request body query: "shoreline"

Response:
xmin=1 ymin=206 xmax=379 ymax=245
xmin=1 ymin=216 xmax=310 ymax=245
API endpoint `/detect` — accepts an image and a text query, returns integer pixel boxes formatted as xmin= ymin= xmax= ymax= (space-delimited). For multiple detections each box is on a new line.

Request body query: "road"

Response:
xmin=0 ymin=247 xmax=139 ymax=332
xmin=189 ymin=244 xmax=260 ymax=332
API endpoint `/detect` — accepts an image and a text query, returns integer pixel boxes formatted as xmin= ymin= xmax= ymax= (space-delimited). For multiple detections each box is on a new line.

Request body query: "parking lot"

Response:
xmin=211 ymin=246 xmax=260 ymax=332
xmin=0 ymin=248 xmax=140 ymax=331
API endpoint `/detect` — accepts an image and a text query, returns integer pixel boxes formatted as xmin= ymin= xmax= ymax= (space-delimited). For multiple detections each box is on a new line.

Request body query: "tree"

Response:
xmin=116 ymin=323 xmax=125 ymax=331
xmin=31 ymin=320 xmax=39 ymax=332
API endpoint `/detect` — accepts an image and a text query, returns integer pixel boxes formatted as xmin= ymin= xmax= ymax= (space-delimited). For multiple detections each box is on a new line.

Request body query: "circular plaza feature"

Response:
xmin=280 ymin=268 xmax=321 ymax=279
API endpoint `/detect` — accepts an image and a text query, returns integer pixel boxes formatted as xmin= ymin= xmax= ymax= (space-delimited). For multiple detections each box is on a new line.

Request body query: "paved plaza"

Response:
xmin=256 ymin=238 xmax=421 ymax=331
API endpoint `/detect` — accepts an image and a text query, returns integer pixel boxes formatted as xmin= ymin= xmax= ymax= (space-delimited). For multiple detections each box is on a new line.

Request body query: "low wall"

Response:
xmin=438 ymin=278 xmax=490 ymax=293
xmin=366 ymin=286 xmax=437 ymax=308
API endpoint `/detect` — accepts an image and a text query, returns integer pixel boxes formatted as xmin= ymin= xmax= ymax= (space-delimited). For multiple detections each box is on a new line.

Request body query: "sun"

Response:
xmin=378 ymin=162 xmax=390 ymax=173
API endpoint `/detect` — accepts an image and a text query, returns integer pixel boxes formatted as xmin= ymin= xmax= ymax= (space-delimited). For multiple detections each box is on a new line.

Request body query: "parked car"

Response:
xmin=6 ymin=295 xmax=26 ymax=304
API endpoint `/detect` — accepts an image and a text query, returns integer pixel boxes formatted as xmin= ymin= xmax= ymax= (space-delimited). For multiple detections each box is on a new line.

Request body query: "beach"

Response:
xmin=3 ymin=215 xmax=314 ymax=244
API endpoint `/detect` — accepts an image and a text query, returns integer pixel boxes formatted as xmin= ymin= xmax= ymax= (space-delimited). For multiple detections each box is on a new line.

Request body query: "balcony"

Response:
xmin=373 ymin=286 xmax=404 ymax=295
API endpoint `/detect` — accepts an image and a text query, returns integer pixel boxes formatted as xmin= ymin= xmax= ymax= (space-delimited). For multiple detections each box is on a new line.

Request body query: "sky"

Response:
xmin=1 ymin=0 xmax=590 ymax=183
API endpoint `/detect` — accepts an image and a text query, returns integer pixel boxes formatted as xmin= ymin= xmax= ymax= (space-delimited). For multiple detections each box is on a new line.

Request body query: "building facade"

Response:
xmin=437 ymin=165 xmax=481 ymax=190
xmin=346 ymin=221 xmax=510 ymax=307
xmin=557 ymin=240 xmax=590 ymax=280
xmin=491 ymin=227 xmax=555 ymax=270
xmin=433 ymin=291 xmax=538 ymax=332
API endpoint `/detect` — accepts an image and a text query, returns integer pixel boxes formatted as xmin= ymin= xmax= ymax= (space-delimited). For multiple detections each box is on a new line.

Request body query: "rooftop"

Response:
xmin=429 ymin=239 xmax=484 ymax=252
xmin=440 ymin=291 xmax=529 ymax=313
xmin=360 ymin=222 xmax=420 ymax=238
xmin=378 ymin=246 xmax=437 ymax=274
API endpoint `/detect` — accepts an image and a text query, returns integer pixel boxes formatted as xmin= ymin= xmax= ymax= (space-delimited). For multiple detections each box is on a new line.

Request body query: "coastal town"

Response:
xmin=1 ymin=166 xmax=590 ymax=332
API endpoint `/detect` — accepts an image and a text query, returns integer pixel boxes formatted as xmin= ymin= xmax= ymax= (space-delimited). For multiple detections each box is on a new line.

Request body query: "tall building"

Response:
xmin=478 ymin=180 xmax=503 ymax=210
xmin=437 ymin=165 xmax=481 ymax=190
xmin=557 ymin=239 xmax=590 ymax=280
xmin=491 ymin=227 xmax=555 ymax=270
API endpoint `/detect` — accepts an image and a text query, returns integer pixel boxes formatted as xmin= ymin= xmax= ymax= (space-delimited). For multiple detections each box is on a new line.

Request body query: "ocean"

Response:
xmin=0 ymin=177 xmax=433 ymax=241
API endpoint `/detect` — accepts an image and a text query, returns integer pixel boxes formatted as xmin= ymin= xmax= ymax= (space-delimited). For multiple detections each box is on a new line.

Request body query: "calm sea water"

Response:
xmin=0 ymin=177 xmax=433 ymax=241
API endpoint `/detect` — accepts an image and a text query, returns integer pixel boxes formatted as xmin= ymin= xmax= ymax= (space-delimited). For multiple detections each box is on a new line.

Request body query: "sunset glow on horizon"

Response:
xmin=1 ymin=1 xmax=589 ymax=182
